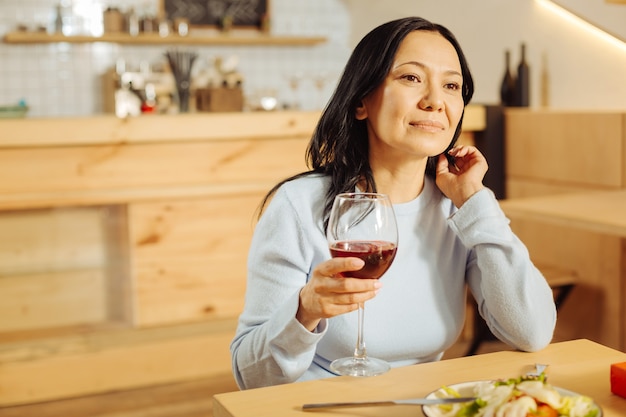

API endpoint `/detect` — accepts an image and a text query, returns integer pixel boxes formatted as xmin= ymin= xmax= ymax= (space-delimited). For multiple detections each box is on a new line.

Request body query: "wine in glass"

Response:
xmin=327 ymin=192 xmax=398 ymax=377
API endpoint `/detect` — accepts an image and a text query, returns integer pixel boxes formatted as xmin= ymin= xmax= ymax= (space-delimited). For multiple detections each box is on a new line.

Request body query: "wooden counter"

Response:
xmin=0 ymin=112 xmax=321 ymax=210
xmin=0 ymin=111 xmax=318 ymax=406
xmin=500 ymin=190 xmax=626 ymax=238
xmin=0 ymin=106 xmax=486 ymax=148
xmin=0 ymin=107 xmax=488 ymax=406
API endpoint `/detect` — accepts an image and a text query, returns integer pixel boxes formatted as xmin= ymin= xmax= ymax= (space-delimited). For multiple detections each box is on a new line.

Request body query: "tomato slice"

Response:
xmin=527 ymin=404 xmax=559 ymax=417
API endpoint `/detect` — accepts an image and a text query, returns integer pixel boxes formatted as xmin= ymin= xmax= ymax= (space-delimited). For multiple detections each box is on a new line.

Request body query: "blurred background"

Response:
xmin=0 ymin=0 xmax=624 ymax=118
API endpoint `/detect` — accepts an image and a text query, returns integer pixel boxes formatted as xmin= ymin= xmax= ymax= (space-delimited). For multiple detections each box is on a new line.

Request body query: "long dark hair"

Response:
xmin=259 ymin=17 xmax=474 ymax=225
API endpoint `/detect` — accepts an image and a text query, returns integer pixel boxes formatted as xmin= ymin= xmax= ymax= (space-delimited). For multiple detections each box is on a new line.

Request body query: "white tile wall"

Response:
xmin=0 ymin=0 xmax=351 ymax=117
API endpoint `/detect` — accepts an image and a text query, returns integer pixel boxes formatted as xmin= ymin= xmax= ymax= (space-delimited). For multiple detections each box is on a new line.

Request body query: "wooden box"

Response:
xmin=196 ymin=87 xmax=244 ymax=112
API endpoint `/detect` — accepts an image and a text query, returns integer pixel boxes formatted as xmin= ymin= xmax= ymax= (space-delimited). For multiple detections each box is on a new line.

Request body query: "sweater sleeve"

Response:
xmin=448 ymin=188 xmax=556 ymax=352
xmin=230 ymin=187 xmax=327 ymax=389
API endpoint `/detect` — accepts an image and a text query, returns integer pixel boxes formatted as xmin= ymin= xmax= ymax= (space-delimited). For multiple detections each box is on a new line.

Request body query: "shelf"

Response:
xmin=2 ymin=31 xmax=327 ymax=46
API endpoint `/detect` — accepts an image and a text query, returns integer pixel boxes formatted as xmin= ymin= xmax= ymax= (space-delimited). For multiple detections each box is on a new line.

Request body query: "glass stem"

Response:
xmin=353 ymin=303 xmax=367 ymax=359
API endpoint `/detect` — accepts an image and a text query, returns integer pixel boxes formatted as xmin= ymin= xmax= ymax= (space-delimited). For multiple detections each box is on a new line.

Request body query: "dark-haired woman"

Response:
xmin=230 ymin=17 xmax=556 ymax=389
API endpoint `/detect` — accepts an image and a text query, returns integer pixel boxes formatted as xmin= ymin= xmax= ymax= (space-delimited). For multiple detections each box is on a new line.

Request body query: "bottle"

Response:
xmin=127 ymin=8 xmax=140 ymax=36
xmin=53 ymin=4 xmax=64 ymax=33
xmin=220 ymin=14 xmax=233 ymax=32
xmin=515 ymin=43 xmax=530 ymax=107
xmin=499 ymin=49 xmax=516 ymax=106
xmin=260 ymin=13 xmax=270 ymax=33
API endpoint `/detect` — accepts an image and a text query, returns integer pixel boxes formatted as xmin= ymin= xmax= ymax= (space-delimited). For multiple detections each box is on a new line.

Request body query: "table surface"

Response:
xmin=499 ymin=190 xmax=626 ymax=237
xmin=213 ymin=339 xmax=626 ymax=417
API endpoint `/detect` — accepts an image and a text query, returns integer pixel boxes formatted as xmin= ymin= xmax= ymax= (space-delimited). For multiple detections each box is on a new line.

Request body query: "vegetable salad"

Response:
xmin=425 ymin=374 xmax=600 ymax=417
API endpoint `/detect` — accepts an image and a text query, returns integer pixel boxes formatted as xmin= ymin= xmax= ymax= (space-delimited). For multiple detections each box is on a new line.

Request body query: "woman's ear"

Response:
xmin=355 ymin=102 xmax=368 ymax=120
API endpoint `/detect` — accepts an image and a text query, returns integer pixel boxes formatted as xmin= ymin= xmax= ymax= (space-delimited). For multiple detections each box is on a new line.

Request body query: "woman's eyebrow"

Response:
xmin=394 ymin=60 xmax=462 ymax=77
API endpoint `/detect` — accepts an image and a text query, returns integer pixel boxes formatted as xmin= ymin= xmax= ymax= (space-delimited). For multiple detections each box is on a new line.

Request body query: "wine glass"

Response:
xmin=312 ymin=71 xmax=331 ymax=110
xmin=327 ymin=192 xmax=398 ymax=377
xmin=284 ymin=71 xmax=303 ymax=110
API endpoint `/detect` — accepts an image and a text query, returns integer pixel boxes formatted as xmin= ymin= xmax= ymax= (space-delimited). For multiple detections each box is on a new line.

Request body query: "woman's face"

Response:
xmin=357 ymin=30 xmax=465 ymax=164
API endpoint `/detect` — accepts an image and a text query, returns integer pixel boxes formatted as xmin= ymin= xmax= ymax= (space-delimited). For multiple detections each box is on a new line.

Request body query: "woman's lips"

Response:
xmin=411 ymin=120 xmax=445 ymax=132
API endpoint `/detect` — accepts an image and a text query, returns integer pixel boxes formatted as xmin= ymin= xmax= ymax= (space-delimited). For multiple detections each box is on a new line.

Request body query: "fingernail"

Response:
xmin=351 ymin=259 xmax=365 ymax=267
xmin=374 ymin=281 xmax=383 ymax=289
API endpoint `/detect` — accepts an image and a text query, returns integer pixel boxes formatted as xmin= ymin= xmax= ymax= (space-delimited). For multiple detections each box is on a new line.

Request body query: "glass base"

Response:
xmin=330 ymin=356 xmax=390 ymax=377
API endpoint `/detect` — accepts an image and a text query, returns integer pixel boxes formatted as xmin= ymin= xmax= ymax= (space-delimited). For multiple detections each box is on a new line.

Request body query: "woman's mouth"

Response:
xmin=410 ymin=120 xmax=445 ymax=132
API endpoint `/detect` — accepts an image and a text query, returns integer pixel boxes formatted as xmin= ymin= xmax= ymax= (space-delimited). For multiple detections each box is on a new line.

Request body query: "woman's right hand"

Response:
xmin=296 ymin=257 xmax=382 ymax=331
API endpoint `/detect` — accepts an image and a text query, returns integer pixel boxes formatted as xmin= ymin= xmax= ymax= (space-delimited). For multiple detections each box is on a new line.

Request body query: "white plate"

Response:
xmin=422 ymin=380 xmax=603 ymax=417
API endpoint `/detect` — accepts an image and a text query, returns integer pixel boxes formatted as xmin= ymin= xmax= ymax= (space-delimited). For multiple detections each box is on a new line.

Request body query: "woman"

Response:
xmin=230 ymin=17 xmax=556 ymax=389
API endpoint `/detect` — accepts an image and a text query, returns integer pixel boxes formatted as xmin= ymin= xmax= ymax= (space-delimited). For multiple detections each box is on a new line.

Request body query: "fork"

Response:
xmin=527 ymin=363 xmax=549 ymax=377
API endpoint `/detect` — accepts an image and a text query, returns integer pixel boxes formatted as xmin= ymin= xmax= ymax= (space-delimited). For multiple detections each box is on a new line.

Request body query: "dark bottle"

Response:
xmin=499 ymin=49 xmax=516 ymax=106
xmin=515 ymin=43 xmax=530 ymax=107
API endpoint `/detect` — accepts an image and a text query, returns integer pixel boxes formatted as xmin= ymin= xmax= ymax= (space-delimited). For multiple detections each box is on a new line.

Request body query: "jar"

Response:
xmin=140 ymin=16 xmax=156 ymax=33
xmin=174 ymin=18 xmax=189 ymax=36
xmin=103 ymin=7 xmax=124 ymax=33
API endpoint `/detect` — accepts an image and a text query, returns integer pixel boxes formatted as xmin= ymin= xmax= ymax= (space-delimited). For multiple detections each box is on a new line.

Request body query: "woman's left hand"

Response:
xmin=435 ymin=145 xmax=487 ymax=208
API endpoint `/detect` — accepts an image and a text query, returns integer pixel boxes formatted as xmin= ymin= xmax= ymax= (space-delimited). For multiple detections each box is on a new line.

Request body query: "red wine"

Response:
xmin=330 ymin=240 xmax=397 ymax=279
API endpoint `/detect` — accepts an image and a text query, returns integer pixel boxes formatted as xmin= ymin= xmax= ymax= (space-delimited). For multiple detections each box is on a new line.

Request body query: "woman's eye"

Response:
xmin=445 ymin=82 xmax=461 ymax=91
xmin=402 ymin=74 xmax=421 ymax=83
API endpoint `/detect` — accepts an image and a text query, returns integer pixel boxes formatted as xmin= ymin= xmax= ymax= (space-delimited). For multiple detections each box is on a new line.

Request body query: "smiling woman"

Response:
xmin=355 ymin=30 xmax=466 ymax=203
xmin=230 ymin=16 xmax=557 ymax=390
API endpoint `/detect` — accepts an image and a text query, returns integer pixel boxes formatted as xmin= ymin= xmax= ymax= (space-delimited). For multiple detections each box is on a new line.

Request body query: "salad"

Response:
xmin=424 ymin=374 xmax=600 ymax=417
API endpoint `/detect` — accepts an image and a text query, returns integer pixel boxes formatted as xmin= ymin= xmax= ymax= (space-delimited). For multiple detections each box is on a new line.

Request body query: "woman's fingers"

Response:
xmin=317 ymin=257 xmax=364 ymax=278
xmin=315 ymin=258 xmax=382 ymax=295
xmin=298 ymin=258 xmax=383 ymax=323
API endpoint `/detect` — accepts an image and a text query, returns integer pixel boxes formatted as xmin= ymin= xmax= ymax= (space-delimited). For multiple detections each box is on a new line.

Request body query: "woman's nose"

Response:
xmin=418 ymin=86 xmax=444 ymax=111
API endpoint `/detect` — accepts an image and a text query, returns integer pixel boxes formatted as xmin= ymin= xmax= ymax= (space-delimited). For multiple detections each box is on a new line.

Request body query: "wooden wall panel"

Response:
xmin=0 ymin=270 xmax=107 ymax=332
xmin=0 ymin=208 xmax=106 ymax=275
xmin=505 ymin=110 xmax=623 ymax=188
xmin=129 ymin=193 xmax=264 ymax=326
xmin=0 ymin=207 xmax=114 ymax=332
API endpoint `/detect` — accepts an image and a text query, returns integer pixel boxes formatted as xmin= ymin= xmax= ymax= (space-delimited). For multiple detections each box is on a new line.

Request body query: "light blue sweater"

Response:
xmin=231 ymin=174 xmax=556 ymax=389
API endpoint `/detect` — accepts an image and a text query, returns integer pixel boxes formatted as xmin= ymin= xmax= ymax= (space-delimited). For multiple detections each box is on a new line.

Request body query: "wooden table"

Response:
xmin=213 ymin=339 xmax=626 ymax=417
xmin=499 ymin=190 xmax=626 ymax=351
xmin=498 ymin=190 xmax=626 ymax=238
